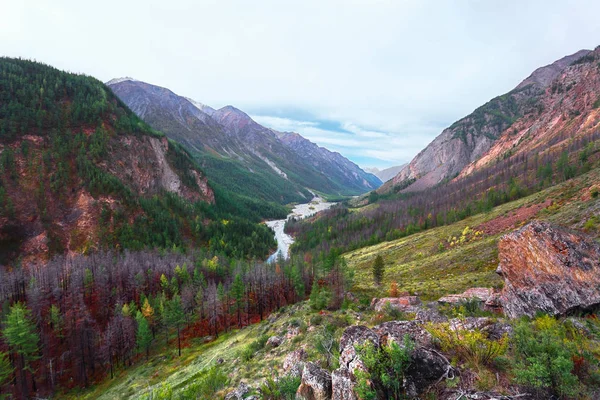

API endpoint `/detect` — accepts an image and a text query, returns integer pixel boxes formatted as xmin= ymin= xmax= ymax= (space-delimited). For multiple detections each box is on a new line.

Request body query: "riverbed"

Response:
xmin=266 ymin=196 xmax=335 ymax=263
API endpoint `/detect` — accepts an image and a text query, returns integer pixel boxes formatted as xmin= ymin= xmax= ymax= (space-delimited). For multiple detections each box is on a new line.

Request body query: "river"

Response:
xmin=266 ymin=196 xmax=335 ymax=263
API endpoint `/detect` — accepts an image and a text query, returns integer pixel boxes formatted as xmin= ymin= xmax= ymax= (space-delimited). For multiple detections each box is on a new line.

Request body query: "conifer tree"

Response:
xmin=166 ymin=295 xmax=185 ymax=357
xmin=135 ymin=311 xmax=153 ymax=360
xmin=373 ymin=255 xmax=385 ymax=286
xmin=3 ymin=302 xmax=40 ymax=397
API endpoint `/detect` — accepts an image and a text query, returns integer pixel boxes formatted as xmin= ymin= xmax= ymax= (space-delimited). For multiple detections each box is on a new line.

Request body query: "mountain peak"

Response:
xmin=105 ymin=77 xmax=136 ymax=86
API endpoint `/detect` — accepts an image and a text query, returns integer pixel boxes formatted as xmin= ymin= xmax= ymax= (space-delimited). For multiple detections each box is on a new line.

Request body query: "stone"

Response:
xmin=266 ymin=335 xmax=284 ymax=348
xmin=438 ymin=287 xmax=493 ymax=304
xmin=331 ymin=367 xmax=358 ymax=400
xmin=371 ymin=296 xmax=422 ymax=313
xmin=282 ymin=348 xmax=307 ymax=377
xmin=372 ymin=320 xmax=433 ymax=347
xmin=224 ymin=382 xmax=250 ymax=400
xmin=415 ymin=306 xmax=448 ymax=323
xmin=497 ymin=221 xmax=600 ymax=318
xmin=405 ymin=347 xmax=451 ymax=398
xmin=448 ymin=317 xmax=493 ymax=332
xmin=296 ymin=362 xmax=332 ymax=400
xmin=483 ymin=321 xmax=514 ymax=341
xmin=338 ymin=325 xmax=379 ymax=368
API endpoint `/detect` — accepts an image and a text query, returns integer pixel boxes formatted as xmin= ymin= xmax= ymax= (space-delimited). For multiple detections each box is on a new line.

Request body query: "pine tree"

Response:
xmin=373 ymin=255 xmax=385 ymax=286
xmin=135 ymin=311 xmax=153 ymax=360
xmin=166 ymin=295 xmax=185 ymax=357
xmin=3 ymin=302 xmax=40 ymax=397
xmin=0 ymin=351 xmax=14 ymax=389
xmin=230 ymin=273 xmax=245 ymax=328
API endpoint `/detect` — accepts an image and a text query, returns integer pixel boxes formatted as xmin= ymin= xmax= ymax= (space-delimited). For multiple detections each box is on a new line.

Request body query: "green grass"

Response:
xmin=344 ymin=168 xmax=600 ymax=300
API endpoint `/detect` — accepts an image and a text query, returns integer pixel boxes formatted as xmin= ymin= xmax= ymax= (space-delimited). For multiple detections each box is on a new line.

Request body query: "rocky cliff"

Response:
xmin=108 ymin=79 xmax=381 ymax=201
xmin=497 ymin=221 xmax=600 ymax=318
xmin=382 ymin=49 xmax=592 ymax=193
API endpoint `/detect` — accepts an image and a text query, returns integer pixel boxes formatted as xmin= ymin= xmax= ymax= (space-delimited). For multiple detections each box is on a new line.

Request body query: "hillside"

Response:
xmin=290 ymin=46 xmax=600 ymax=257
xmin=61 ymin=165 xmax=600 ymax=400
xmin=107 ymin=79 xmax=380 ymax=204
xmin=382 ymin=48 xmax=592 ymax=193
xmin=0 ymin=58 xmax=276 ymax=265
xmin=365 ymin=164 xmax=407 ymax=182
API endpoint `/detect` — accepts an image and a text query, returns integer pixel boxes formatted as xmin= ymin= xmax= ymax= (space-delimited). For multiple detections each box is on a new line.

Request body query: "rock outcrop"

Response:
xmin=497 ymin=221 xmax=600 ymax=318
xmin=282 ymin=348 xmax=307 ymax=377
xmin=371 ymin=296 xmax=422 ymax=313
xmin=297 ymin=362 xmax=332 ymax=400
xmin=438 ymin=287 xmax=493 ymax=305
xmin=331 ymin=321 xmax=450 ymax=399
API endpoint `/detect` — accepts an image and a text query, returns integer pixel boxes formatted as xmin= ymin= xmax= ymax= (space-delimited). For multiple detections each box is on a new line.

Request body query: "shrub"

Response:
xmin=310 ymin=315 xmax=323 ymax=326
xmin=427 ymin=321 xmax=507 ymax=370
xmin=309 ymin=285 xmax=332 ymax=311
xmin=259 ymin=375 xmax=301 ymax=400
xmin=240 ymin=334 xmax=270 ymax=362
xmin=354 ymin=335 xmax=414 ymax=400
xmin=512 ymin=315 xmax=581 ymax=397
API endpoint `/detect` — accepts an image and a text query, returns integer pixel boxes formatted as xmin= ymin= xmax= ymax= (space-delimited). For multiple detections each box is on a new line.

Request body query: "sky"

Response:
xmin=1 ymin=1 xmax=600 ymax=169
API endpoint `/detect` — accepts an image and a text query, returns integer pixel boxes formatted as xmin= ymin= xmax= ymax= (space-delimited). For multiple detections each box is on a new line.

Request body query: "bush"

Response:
xmin=512 ymin=315 xmax=584 ymax=397
xmin=309 ymin=285 xmax=332 ymax=311
xmin=310 ymin=315 xmax=323 ymax=326
xmin=259 ymin=375 xmax=301 ymax=400
xmin=427 ymin=321 xmax=508 ymax=370
xmin=240 ymin=334 xmax=270 ymax=362
xmin=354 ymin=335 xmax=414 ymax=400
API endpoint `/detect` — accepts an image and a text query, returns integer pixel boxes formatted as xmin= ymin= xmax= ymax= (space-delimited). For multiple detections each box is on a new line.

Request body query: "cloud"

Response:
xmin=2 ymin=0 xmax=599 ymax=167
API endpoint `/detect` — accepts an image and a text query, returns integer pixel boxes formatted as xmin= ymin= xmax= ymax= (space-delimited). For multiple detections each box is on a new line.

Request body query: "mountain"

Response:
xmin=365 ymin=164 xmax=407 ymax=182
xmin=107 ymin=79 xmax=381 ymax=203
xmin=275 ymin=131 xmax=382 ymax=192
xmin=382 ymin=49 xmax=592 ymax=193
xmin=0 ymin=58 xmax=279 ymax=265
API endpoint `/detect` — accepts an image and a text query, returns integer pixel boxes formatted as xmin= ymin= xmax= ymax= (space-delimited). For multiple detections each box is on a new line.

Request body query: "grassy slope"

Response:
xmin=346 ymin=167 xmax=600 ymax=300
xmin=61 ymin=168 xmax=600 ymax=399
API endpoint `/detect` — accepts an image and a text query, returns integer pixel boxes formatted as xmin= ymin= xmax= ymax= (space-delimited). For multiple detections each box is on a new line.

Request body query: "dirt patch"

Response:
xmin=476 ymin=199 xmax=552 ymax=236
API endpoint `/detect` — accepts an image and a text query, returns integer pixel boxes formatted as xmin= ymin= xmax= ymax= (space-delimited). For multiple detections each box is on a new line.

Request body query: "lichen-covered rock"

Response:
xmin=296 ymin=362 xmax=332 ymax=400
xmin=415 ymin=306 xmax=448 ymax=324
xmin=448 ymin=317 xmax=493 ymax=332
xmin=331 ymin=367 xmax=358 ymax=400
xmin=266 ymin=335 xmax=284 ymax=348
xmin=282 ymin=348 xmax=307 ymax=377
xmin=371 ymin=296 xmax=422 ymax=313
xmin=224 ymin=382 xmax=250 ymax=400
xmin=497 ymin=221 xmax=600 ymax=318
xmin=405 ymin=347 xmax=451 ymax=397
xmin=338 ymin=325 xmax=379 ymax=369
xmin=483 ymin=321 xmax=514 ymax=341
xmin=373 ymin=320 xmax=433 ymax=347
xmin=438 ymin=287 xmax=493 ymax=304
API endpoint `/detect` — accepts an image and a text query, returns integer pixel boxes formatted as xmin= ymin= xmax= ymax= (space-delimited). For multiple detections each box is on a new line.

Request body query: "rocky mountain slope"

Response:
xmin=365 ymin=164 xmax=407 ymax=182
xmin=0 ymin=59 xmax=216 ymax=265
xmin=382 ymin=48 xmax=592 ymax=193
xmin=107 ymin=79 xmax=381 ymax=203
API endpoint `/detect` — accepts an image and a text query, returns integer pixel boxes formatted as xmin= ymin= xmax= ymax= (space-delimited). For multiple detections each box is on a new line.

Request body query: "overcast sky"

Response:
xmin=2 ymin=0 xmax=600 ymax=168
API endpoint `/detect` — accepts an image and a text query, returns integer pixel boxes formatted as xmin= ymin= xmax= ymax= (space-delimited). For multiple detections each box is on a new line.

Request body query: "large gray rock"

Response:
xmin=296 ymin=362 xmax=332 ymax=400
xmin=497 ymin=221 xmax=600 ymax=318
xmin=225 ymin=382 xmax=251 ymax=400
xmin=283 ymin=348 xmax=307 ymax=377
xmin=331 ymin=367 xmax=358 ymax=400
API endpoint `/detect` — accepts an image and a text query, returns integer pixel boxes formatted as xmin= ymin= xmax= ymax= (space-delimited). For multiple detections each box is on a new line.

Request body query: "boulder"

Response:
xmin=415 ymin=306 xmax=448 ymax=324
xmin=224 ymin=382 xmax=250 ymax=400
xmin=332 ymin=321 xmax=450 ymax=399
xmin=448 ymin=317 xmax=493 ymax=332
xmin=338 ymin=325 xmax=380 ymax=369
xmin=405 ymin=347 xmax=452 ymax=397
xmin=483 ymin=321 xmax=514 ymax=341
xmin=497 ymin=221 xmax=600 ymax=318
xmin=266 ymin=335 xmax=284 ymax=348
xmin=373 ymin=320 xmax=433 ymax=347
xmin=282 ymin=348 xmax=307 ymax=377
xmin=438 ymin=287 xmax=493 ymax=305
xmin=296 ymin=362 xmax=332 ymax=400
xmin=371 ymin=296 xmax=422 ymax=313
xmin=331 ymin=367 xmax=358 ymax=400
